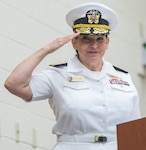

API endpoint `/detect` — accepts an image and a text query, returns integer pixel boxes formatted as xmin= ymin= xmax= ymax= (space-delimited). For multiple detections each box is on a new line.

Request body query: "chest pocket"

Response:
xmin=63 ymin=82 xmax=92 ymax=109
xmin=109 ymin=82 xmax=136 ymax=115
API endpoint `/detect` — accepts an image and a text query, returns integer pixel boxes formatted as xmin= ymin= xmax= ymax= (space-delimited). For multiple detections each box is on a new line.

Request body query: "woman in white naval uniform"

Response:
xmin=5 ymin=2 xmax=141 ymax=150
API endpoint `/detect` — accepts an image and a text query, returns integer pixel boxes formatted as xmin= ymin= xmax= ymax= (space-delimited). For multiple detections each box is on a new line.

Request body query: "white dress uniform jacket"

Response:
xmin=30 ymin=56 xmax=141 ymax=150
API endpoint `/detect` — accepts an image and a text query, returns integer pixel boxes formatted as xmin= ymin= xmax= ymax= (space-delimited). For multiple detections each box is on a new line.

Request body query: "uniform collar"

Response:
xmin=67 ymin=55 xmax=119 ymax=80
xmin=67 ymin=55 xmax=84 ymax=73
xmin=102 ymin=60 xmax=119 ymax=77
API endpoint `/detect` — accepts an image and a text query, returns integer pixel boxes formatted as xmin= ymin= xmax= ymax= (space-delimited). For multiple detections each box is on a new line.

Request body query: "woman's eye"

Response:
xmin=82 ymin=36 xmax=90 ymax=40
xmin=97 ymin=37 xmax=104 ymax=41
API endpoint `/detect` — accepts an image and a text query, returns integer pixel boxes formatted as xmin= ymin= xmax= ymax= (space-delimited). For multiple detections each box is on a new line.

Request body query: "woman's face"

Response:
xmin=72 ymin=35 xmax=109 ymax=69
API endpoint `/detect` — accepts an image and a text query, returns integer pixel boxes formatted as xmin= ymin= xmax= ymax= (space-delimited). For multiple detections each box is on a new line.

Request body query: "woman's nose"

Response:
xmin=90 ymin=40 xmax=98 ymax=49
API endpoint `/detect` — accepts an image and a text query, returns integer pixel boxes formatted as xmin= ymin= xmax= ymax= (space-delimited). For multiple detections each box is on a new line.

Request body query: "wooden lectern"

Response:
xmin=117 ymin=117 xmax=146 ymax=150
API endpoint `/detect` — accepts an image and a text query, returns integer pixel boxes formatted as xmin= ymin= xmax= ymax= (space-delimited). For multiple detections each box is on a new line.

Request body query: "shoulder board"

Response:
xmin=113 ymin=66 xmax=128 ymax=74
xmin=49 ymin=62 xmax=67 ymax=67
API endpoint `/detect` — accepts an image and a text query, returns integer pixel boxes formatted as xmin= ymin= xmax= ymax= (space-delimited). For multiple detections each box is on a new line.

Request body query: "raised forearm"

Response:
xmin=4 ymin=33 xmax=80 ymax=101
xmin=4 ymin=46 xmax=51 ymax=101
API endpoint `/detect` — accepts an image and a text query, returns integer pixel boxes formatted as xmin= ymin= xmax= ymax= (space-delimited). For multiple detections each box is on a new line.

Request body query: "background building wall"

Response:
xmin=0 ymin=0 xmax=146 ymax=149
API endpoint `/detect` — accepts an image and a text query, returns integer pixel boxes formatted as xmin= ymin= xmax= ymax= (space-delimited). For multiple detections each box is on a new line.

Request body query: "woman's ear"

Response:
xmin=107 ymin=37 xmax=110 ymax=44
xmin=106 ymin=37 xmax=110 ymax=49
xmin=71 ymin=38 xmax=78 ymax=50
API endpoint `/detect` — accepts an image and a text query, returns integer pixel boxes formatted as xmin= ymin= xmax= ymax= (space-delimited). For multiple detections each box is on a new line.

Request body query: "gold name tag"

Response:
xmin=68 ymin=76 xmax=84 ymax=82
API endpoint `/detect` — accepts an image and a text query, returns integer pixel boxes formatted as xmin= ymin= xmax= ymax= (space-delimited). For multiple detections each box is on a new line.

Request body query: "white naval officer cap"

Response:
xmin=66 ymin=2 xmax=118 ymax=35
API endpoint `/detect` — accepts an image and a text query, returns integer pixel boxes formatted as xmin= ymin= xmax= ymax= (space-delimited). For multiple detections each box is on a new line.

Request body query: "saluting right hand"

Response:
xmin=42 ymin=32 xmax=80 ymax=54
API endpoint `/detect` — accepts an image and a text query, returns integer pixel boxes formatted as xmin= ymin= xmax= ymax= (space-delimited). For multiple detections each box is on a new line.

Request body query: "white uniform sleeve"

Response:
xmin=29 ymin=70 xmax=53 ymax=101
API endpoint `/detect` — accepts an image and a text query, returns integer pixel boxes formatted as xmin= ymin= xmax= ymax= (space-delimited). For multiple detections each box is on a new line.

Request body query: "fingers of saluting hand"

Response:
xmin=56 ymin=32 xmax=80 ymax=46
xmin=45 ymin=32 xmax=80 ymax=53
xmin=67 ymin=32 xmax=80 ymax=41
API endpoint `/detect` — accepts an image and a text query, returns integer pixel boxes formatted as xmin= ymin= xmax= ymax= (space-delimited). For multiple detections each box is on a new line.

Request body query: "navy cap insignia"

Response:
xmin=86 ymin=10 xmax=101 ymax=24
